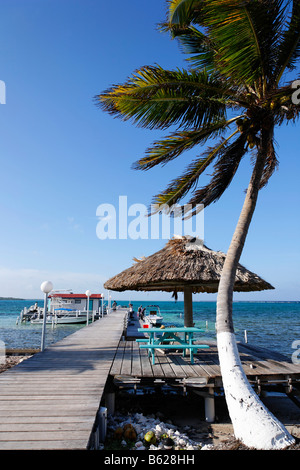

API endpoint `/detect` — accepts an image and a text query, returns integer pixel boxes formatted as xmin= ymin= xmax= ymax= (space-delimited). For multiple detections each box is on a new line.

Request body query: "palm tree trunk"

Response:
xmin=216 ymin=130 xmax=295 ymax=450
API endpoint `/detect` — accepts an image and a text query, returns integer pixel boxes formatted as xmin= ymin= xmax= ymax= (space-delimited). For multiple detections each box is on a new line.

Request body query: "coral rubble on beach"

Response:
xmin=0 ymin=355 xmax=29 ymax=373
xmin=104 ymin=411 xmax=213 ymax=450
xmin=104 ymin=409 xmax=300 ymax=450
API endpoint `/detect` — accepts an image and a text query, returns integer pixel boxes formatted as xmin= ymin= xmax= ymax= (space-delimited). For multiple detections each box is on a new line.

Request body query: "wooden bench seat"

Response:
xmin=139 ymin=344 xmax=209 ymax=350
xmin=139 ymin=343 xmax=209 ymax=364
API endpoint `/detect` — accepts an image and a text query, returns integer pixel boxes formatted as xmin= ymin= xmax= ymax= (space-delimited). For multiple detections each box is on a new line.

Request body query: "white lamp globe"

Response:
xmin=85 ymin=290 xmax=91 ymax=297
xmin=40 ymin=281 xmax=53 ymax=294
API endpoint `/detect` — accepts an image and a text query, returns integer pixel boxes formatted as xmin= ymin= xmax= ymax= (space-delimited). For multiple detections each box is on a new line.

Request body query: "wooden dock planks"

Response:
xmin=110 ymin=339 xmax=300 ymax=388
xmin=0 ymin=309 xmax=127 ymax=450
xmin=2 ymin=307 xmax=297 ymax=450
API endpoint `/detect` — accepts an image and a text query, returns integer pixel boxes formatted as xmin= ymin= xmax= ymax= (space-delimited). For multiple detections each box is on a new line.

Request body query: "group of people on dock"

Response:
xmin=112 ymin=301 xmax=147 ymax=321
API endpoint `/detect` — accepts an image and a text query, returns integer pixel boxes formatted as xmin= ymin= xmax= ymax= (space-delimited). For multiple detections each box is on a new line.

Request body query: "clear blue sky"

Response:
xmin=0 ymin=0 xmax=299 ymax=301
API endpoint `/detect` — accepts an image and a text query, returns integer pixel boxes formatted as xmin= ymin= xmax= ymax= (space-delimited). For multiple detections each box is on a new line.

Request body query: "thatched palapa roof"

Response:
xmin=104 ymin=236 xmax=274 ymax=294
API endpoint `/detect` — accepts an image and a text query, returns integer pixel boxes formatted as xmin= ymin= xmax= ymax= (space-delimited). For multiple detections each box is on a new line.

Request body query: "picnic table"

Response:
xmin=137 ymin=327 xmax=209 ymax=364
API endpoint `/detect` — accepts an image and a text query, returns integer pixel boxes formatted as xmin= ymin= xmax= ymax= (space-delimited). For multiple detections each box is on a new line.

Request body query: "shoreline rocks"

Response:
xmin=105 ymin=411 xmax=214 ymax=450
xmin=0 ymin=355 xmax=30 ymax=374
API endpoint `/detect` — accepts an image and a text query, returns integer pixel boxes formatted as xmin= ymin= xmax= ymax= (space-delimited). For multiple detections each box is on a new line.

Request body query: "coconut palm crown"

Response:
xmin=97 ymin=0 xmax=300 ymax=216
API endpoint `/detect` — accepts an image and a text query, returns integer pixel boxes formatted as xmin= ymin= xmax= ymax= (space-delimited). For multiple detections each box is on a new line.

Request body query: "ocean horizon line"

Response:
xmin=3 ymin=298 xmax=299 ymax=303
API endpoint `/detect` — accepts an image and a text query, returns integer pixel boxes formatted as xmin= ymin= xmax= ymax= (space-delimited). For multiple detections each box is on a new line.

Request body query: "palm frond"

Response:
xmin=171 ymin=25 xmax=216 ymax=70
xmin=259 ymin=138 xmax=279 ymax=188
xmin=168 ymin=0 xmax=202 ymax=26
xmin=274 ymin=1 xmax=300 ymax=83
xmin=133 ymin=115 xmax=241 ymax=171
xmin=187 ymin=132 xmax=248 ymax=210
xmin=161 ymin=1 xmax=215 ymax=69
xmin=96 ymin=66 xmax=238 ymax=130
xmin=165 ymin=1 xmax=288 ymax=86
xmin=202 ymin=0 xmax=286 ymax=85
xmin=151 ymin=130 xmax=238 ymax=207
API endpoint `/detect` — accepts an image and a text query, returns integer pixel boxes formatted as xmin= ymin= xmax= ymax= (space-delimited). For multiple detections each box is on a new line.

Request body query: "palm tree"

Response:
xmin=96 ymin=0 xmax=300 ymax=449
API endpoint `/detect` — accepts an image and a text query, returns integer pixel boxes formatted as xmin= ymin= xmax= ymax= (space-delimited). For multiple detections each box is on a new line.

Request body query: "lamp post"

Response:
xmin=86 ymin=290 xmax=91 ymax=325
xmin=101 ymin=293 xmax=104 ymax=318
xmin=40 ymin=281 xmax=53 ymax=352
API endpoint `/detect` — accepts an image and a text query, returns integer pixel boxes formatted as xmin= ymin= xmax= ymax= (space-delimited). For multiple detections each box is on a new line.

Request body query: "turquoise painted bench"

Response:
xmin=136 ymin=326 xmax=209 ymax=365
xmin=139 ymin=343 xmax=209 ymax=364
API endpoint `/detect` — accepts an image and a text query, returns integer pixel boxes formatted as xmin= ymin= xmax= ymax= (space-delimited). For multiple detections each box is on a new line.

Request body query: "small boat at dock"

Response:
xmin=142 ymin=305 xmax=163 ymax=327
xmin=30 ymin=311 xmax=91 ymax=325
xmin=16 ymin=303 xmax=42 ymax=324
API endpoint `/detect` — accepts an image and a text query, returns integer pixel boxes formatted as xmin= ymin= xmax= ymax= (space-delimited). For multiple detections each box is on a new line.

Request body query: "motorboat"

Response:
xmin=142 ymin=305 xmax=163 ymax=327
xmin=30 ymin=307 xmax=96 ymax=325
xmin=30 ymin=311 xmax=89 ymax=325
xmin=16 ymin=303 xmax=43 ymax=324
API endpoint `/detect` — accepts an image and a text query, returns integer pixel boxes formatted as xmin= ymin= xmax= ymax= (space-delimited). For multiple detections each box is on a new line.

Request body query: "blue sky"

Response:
xmin=0 ymin=0 xmax=299 ymax=301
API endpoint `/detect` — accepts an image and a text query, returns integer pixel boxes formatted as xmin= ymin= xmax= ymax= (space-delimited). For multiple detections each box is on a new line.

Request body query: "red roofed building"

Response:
xmin=49 ymin=292 xmax=103 ymax=313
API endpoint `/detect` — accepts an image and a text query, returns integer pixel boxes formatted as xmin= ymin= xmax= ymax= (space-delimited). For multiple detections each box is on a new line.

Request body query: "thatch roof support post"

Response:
xmin=184 ymin=288 xmax=193 ymax=327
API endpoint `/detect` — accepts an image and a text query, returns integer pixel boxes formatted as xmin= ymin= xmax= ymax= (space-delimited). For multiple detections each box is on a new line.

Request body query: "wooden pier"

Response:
xmin=110 ymin=337 xmax=300 ymax=423
xmin=111 ymin=339 xmax=300 ymax=391
xmin=0 ymin=309 xmax=127 ymax=450
xmin=111 ymin=313 xmax=300 ymax=421
xmin=120 ymin=313 xmax=300 ymax=390
xmin=0 ymin=307 xmax=299 ymax=449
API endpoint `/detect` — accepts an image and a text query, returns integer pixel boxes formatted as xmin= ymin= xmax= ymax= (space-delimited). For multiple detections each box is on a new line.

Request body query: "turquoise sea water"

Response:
xmin=0 ymin=299 xmax=299 ymax=361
